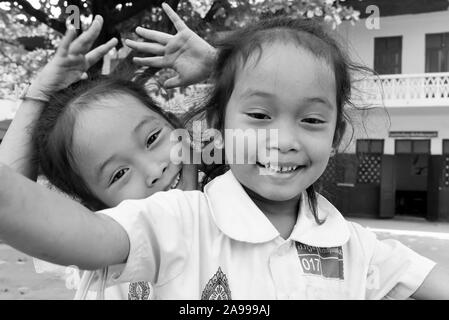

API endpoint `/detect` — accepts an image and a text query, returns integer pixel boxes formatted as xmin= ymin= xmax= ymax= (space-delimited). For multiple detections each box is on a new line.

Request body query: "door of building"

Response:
xmin=394 ymin=139 xmax=431 ymax=218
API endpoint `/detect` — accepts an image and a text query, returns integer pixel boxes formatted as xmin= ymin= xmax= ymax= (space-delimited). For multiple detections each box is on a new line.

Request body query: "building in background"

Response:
xmin=320 ymin=0 xmax=449 ymax=221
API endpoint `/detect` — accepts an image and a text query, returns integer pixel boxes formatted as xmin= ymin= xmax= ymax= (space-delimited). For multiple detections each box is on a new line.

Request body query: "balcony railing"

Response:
xmin=355 ymin=72 xmax=449 ymax=107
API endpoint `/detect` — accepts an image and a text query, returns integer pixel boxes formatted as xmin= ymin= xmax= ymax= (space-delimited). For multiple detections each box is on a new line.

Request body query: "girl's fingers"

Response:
xmin=85 ymin=38 xmax=118 ymax=68
xmin=69 ymin=15 xmax=104 ymax=55
xmin=56 ymin=25 xmax=78 ymax=57
xmin=125 ymin=39 xmax=165 ymax=55
xmin=164 ymin=75 xmax=182 ymax=89
xmin=135 ymin=27 xmax=172 ymax=45
xmin=161 ymin=2 xmax=187 ymax=31
xmin=133 ymin=56 xmax=167 ymax=68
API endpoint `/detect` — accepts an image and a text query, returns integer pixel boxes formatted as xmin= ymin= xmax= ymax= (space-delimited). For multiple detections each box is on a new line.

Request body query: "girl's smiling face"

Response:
xmin=224 ymin=43 xmax=337 ymax=202
xmin=71 ymin=93 xmax=197 ymax=207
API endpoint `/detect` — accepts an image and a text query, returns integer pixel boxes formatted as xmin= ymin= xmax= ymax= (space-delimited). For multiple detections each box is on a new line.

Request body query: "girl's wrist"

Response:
xmin=25 ymin=83 xmax=52 ymax=102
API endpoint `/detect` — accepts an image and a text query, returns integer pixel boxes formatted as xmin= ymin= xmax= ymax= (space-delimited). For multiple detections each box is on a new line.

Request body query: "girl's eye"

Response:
xmin=146 ymin=129 xmax=162 ymax=148
xmin=110 ymin=168 xmax=128 ymax=185
xmin=247 ymin=113 xmax=270 ymax=120
xmin=302 ymin=118 xmax=325 ymax=124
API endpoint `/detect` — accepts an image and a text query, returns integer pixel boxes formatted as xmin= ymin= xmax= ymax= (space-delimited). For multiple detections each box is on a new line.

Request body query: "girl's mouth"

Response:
xmin=256 ymin=161 xmax=304 ymax=174
xmin=169 ymin=168 xmax=182 ymax=189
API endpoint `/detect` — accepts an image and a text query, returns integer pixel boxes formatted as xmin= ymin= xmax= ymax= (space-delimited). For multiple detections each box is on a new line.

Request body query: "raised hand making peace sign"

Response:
xmin=125 ymin=3 xmax=216 ymax=89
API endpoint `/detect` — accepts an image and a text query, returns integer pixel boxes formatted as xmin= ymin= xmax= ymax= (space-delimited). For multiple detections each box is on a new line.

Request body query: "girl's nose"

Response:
xmin=145 ymin=162 xmax=168 ymax=187
xmin=274 ymin=126 xmax=300 ymax=153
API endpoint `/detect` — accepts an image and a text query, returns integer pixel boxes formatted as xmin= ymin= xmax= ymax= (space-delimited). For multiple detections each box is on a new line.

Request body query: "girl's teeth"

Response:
xmin=170 ymin=172 xmax=181 ymax=189
xmin=261 ymin=163 xmax=299 ymax=173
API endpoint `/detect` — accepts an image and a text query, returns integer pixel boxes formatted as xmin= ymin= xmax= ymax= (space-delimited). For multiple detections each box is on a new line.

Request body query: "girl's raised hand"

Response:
xmin=125 ymin=2 xmax=216 ymax=88
xmin=29 ymin=16 xmax=118 ymax=99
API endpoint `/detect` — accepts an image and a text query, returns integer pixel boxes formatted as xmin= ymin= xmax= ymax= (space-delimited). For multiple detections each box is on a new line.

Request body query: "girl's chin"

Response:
xmin=245 ymin=185 xmax=303 ymax=203
xmin=259 ymin=192 xmax=302 ymax=202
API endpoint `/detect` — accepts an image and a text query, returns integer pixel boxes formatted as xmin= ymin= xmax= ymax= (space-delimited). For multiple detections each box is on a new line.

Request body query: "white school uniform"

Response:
xmin=97 ymin=170 xmax=435 ymax=300
xmin=33 ymin=259 xmax=153 ymax=300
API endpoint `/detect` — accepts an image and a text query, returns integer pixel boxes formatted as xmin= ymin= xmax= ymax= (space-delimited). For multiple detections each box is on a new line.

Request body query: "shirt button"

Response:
xmin=111 ymin=272 xmax=121 ymax=281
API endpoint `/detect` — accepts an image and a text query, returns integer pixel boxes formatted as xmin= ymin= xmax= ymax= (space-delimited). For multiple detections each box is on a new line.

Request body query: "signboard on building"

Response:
xmin=389 ymin=131 xmax=438 ymax=138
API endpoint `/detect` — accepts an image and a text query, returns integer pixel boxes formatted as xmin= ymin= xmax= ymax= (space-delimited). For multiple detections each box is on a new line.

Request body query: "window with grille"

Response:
xmin=395 ymin=139 xmax=430 ymax=154
xmin=356 ymin=139 xmax=383 ymax=185
xmin=356 ymin=139 xmax=384 ymax=154
xmin=374 ymin=36 xmax=402 ymax=74
xmin=426 ymin=32 xmax=449 ymax=73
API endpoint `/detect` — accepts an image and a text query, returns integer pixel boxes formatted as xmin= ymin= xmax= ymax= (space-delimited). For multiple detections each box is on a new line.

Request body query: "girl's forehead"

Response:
xmin=241 ymin=42 xmax=332 ymax=70
xmin=234 ymin=44 xmax=336 ymax=95
xmin=77 ymin=93 xmax=167 ymax=121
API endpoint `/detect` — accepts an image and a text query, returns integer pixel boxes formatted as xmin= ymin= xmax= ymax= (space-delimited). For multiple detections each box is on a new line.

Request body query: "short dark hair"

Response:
xmin=33 ymin=77 xmax=181 ymax=210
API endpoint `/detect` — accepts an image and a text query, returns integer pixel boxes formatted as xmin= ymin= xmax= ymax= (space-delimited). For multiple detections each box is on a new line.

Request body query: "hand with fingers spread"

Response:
xmin=29 ymin=15 xmax=118 ymax=99
xmin=125 ymin=2 xmax=216 ymax=88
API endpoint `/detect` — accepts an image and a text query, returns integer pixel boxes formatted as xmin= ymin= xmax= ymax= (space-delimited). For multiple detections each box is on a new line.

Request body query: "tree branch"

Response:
xmin=66 ymin=0 xmax=84 ymax=8
xmin=0 ymin=47 xmax=16 ymax=64
xmin=111 ymin=0 xmax=157 ymax=24
xmin=5 ymin=0 xmax=66 ymax=34
xmin=203 ymin=0 xmax=231 ymax=23
xmin=0 ymin=38 xmax=19 ymax=47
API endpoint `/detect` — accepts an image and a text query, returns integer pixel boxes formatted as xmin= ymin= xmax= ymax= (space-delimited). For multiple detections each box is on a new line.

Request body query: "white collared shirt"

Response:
xmin=99 ymin=171 xmax=435 ymax=300
xmin=33 ymin=259 xmax=154 ymax=300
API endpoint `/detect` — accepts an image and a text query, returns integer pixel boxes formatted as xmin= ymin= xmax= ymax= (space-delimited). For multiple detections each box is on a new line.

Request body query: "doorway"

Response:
xmin=394 ymin=140 xmax=430 ymax=218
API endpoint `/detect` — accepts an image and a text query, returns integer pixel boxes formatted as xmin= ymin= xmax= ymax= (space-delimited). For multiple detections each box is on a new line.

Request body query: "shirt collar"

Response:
xmin=204 ymin=170 xmax=350 ymax=247
xmin=288 ymin=192 xmax=350 ymax=247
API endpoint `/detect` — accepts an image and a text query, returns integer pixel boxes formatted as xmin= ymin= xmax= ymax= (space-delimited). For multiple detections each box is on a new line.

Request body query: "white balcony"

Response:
xmin=354 ymin=72 xmax=449 ymax=108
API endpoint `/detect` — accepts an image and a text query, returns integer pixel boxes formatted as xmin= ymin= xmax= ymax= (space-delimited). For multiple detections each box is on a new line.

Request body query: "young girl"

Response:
xmin=0 ymin=9 xmax=211 ymax=299
xmin=1 ymin=14 xmax=448 ymax=299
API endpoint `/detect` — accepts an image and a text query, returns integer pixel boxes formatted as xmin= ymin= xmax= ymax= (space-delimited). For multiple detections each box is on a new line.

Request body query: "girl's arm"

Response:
xmin=411 ymin=264 xmax=449 ymax=299
xmin=0 ymin=99 xmax=46 ymax=180
xmin=0 ymin=163 xmax=129 ymax=270
xmin=0 ymin=16 xmax=117 ymax=180
xmin=125 ymin=2 xmax=216 ymax=88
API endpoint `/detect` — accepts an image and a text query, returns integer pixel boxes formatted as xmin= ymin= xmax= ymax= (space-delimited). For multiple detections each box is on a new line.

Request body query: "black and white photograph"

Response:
xmin=0 ymin=0 xmax=448 ymax=302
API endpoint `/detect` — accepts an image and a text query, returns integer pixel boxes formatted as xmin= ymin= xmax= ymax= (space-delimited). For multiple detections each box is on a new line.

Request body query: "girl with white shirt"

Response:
xmin=0 ymin=7 xmax=448 ymax=299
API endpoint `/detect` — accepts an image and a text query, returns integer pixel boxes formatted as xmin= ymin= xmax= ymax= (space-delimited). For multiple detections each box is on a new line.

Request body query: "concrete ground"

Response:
xmin=0 ymin=244 xmax=74 ymax=300
xmin=1 ymin=216 xmax=448 ymax=300
xmin=348 ymin=216 xmax=449 ymax=267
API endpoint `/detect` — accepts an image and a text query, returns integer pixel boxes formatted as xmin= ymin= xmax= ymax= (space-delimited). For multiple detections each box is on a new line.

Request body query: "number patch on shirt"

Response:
xmin=295 ymin=243 xmax=344 ymax=280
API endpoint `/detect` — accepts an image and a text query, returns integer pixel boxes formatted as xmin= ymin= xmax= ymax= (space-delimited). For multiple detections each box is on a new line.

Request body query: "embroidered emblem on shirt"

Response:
xmin=128 ymin=281 xmax=151 ymax=300
xmin=201 ymin=267 xmax=232 ymax=300
xmin=295 ymin=243 xmax=344 ymax=280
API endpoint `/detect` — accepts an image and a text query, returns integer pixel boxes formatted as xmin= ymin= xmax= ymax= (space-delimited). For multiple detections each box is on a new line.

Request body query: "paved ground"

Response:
xmin=1 ymin=216 xmax=448 ymax=300
xmin=349 ymin=217 xmax=449 ymax=268
xmin=0 ymin=244 xmax=74 ymax=299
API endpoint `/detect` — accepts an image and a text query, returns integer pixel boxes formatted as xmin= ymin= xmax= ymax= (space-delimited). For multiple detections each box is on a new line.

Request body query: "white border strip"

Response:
xmin=367 ymin=227 xmax=449 ymax=240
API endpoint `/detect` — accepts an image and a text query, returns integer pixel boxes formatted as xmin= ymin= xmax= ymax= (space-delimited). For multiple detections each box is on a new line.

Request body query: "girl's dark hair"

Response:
xmin=187 ymin=17 xmax=366 ymax=224
xmin=33 ymin=76 xmax=181 ymax=210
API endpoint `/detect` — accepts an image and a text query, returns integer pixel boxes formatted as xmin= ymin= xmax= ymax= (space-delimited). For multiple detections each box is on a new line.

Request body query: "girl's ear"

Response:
xmin=332 ymin=120 xmax=346 ymax=148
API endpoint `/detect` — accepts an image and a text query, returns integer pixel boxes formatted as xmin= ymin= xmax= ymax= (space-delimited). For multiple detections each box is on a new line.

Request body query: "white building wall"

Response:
xmin=333 ymin=11 xmax=449 ymax=155
xmin=335 ymin=10 xmax=449 ymax=73
xmin=340 ymin=106 xmax=449 ymax=155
